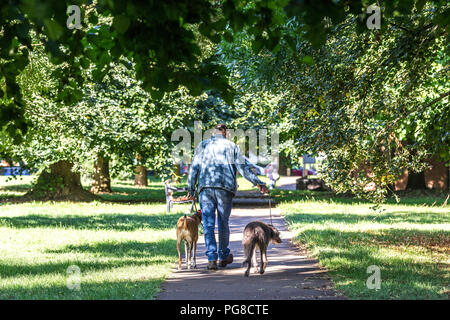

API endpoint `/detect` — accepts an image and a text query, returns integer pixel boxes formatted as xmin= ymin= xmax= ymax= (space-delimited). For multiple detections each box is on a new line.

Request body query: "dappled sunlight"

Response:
xmin=0 ymin=273 xmax=169 ymax=299
xmin=0 ymin=212 xmax=181 ymax=231
xmin=46 ymin=239 xmax=177 ymax=258
xmin=281 ymin=197 xmax=449 ymax=299
xmin=0 ymin=197 xmax=182 ymax=299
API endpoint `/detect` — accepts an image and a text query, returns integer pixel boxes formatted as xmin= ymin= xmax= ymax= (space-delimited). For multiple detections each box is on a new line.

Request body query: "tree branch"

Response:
xmin=390 ymin=23 xmax=412 ymax=33
xmin=423 ymin=90 xmax=450 ymax=109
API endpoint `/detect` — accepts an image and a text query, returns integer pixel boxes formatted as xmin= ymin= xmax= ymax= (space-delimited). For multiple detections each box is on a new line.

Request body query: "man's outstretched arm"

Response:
xmin=234 ymin=146 xmax=268 ymax=193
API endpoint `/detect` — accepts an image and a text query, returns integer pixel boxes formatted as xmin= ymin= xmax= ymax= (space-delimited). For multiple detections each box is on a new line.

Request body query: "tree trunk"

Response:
xmin=395 ymin=170 xmax=409 ymax=191
xmin=26 ymin=160 xmax=97 ymax=201
xmin=90 ymin=154 xmax=111 ymax=193
xmin=134 ymin=165 xmax=148 ymax=187
xmin=406 ymin=170 xmax=425 ymax=189
xmin=278 ymin=154 xmax=288 ymax=176
xmin=424 ymin=157 xmax=448 ymax=190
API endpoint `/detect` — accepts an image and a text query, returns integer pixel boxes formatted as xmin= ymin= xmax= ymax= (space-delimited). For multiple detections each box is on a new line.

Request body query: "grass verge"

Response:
xmin=279 ymin=198 xmax=449 ymax=299
xmin=0 ymin=201 xmax=192 ymax=299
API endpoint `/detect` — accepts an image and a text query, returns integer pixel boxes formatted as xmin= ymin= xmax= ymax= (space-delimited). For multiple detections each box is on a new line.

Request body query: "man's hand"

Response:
xmin=257 ymin=184 xmax=269 ymax=194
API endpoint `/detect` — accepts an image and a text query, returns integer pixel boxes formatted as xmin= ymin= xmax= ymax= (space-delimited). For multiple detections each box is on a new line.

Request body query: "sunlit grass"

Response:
xmin=0 ymin=201 xmax=192 ymax=299
xmin=0 ymin=175 xmax=35 ymax=199
xmin=280 ymin=199 xmax=450 ymax=299
xmin=2 ymin=175 xmax=447 ymax=299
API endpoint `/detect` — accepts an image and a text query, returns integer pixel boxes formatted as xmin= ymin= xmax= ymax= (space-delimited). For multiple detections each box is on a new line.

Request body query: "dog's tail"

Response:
xmin=183 ymin=214 xmax=187 ymax=230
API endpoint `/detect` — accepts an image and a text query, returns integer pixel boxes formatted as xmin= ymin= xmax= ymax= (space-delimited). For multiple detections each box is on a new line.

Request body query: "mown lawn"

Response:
xmin=0 ymin=174 xmax=261 ymax=300
xmin=0 ymin=176 xmax=183 ymax=202
xmin=279 ymin=196 xmax=449 ymax=299
xmin=1 ymin=175 xmax=448 ymax=299
xmin=0 ymin=176 xmax=196 ymax=299
xmin=0 ymin=201 xmax=193 ymax=299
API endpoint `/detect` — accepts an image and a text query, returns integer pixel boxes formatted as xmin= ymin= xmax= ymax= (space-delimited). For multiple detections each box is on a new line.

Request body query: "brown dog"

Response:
xmin=242 ymin=221 xmax=282 ymax=277
xmin=176 ymin=210 xmax=202 ymax=270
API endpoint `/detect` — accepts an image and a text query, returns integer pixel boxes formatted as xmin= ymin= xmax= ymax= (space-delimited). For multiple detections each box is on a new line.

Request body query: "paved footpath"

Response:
xmin=157 ymin=194 xmax=345 ymax=300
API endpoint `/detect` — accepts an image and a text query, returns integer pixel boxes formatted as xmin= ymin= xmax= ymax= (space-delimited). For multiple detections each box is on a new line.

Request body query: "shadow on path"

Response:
xmin=157 ymin=206 xmax=345 ymax=300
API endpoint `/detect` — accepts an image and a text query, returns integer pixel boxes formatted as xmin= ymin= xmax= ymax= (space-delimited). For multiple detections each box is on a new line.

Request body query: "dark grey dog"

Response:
xmin=241 ymin=221 xmax=282 ymax=277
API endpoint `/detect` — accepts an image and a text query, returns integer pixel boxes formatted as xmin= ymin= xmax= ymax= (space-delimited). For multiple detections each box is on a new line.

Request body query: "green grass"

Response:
xmin=0 ymin=174 xmax=254 ymax=300
xmin=0 ymin=175 xmax=197 ymax=299
xmin=0 ymin=176 xmax=35 ymax=199
xmin=0 ymin=175 xmax=188 ymax=202
xmin=0 ymin=201 xmax=193 ymax=299
xmin=98 ymin=179 xmax=169 ymax=202
xmin=0 ymin=175 xmax=267 ymax=202
xmin=1 ymin=175 xmax=448 ymax=299
xmin=279 ymin=198 xmax=450 ymax=299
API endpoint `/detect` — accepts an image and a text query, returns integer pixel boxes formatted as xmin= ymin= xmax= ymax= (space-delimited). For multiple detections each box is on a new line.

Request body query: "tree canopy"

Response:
xmin=219 ymin=1 xmax=449 ymax=201
xmin=2 ymin=1 xmax=448 ymax=141
xmin=1 ymin=0 xmax=448 ymax=202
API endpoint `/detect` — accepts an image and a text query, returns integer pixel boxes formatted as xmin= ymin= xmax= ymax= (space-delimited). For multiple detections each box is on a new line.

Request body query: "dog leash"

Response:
xmin=191 ymin=200 xmax=199 ymax=213
xmin=268 ymin=190 xmax=273 ymax=225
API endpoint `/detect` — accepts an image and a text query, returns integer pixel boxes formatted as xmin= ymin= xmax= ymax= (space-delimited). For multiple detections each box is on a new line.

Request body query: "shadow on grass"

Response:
xmin=98 ymin=178 xmax=188 ymax=203
xmin=0 ymin=183 xmax=30 ymax=201
xmin=46 ymin=239 xmax=178 ymax=258
xmin=0 ymin=278 xmax=165 ymax=300
xmin=0 ymin=183 xmax=188 ymax=204
xmin=98 ymin=185 xmax=166 ymax=203
xmin=273 ymin=189 xmax=449 ymax=207
xmin=0 ymin=212 xmax=182 ymax=231
xmin=0 ymin=183 xmax=31 ymax=192
xmin=0 ymin=239 xmax=177 ymax=279
xmin=285 ymin=211 xmax=449 ymax=225
xmin=0 ymin=176 xmax=189 ymax=204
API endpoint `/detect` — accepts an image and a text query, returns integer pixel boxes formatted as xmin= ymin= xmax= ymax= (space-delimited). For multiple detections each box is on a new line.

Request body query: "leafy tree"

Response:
xmin=220 ymin=2 xmax=449 ymax=202
xmin=2 ymin=0 xmax=448 ymax=142
xmin=1 ymin=0 xmax=448 ymax=202
xmin=10 ymin=49 xmax=196 ymax=199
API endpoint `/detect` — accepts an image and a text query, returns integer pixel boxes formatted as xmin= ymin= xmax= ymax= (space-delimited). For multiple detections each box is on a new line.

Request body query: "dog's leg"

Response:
xmin=192 ymin=241 xmax=197 ymax=269
xmin=188 ymin=241 xmax=193 ymax=270
xmin=260 ymin=248 xmax=267 ymax=275
xmin=177 ymin=238 xmax=182 ymax=270
xmin=242 ymin=244 xmax=251 ymax=277
xmin=184 ymin=240 xmax=189 ymax=269
xmin=185 ymin=240 xmax=191 ymax=270
xmin=244 ymin=247 xmax=252 ymax=277
xmin=252 ymin=246 xmax=259 ymax=274
xmin=245 ymin=259 xmax=251 ymax=277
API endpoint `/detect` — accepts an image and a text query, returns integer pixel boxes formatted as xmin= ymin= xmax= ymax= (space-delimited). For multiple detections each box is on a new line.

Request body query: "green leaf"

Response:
xmin=44 ymin=19 xmax=64 ymax=40
xmin=113 ymin=15 xmax=131 ymax=34
xmin=88 ymin=14 xmax=99 ymax=25
xmin=301 ymin=55 xmax=315 ymax=65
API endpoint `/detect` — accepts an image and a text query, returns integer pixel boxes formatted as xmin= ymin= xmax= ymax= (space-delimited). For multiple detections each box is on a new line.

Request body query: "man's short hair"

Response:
xmin=214 ymin=124 xmax=227 ymax=133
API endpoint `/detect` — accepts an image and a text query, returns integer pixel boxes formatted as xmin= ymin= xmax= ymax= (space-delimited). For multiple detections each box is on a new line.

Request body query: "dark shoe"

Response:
xmin=219 ymin=253 xmax=233 ymax=267
xmin=207 ymin=261 xmax=218 ymax=270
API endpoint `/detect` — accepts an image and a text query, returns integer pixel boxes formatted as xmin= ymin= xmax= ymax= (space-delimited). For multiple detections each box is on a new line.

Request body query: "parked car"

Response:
xmin=292 ymin=167 xmax=316 ymax=176
xmin=0 ymin=166 xmax=30 ymax=176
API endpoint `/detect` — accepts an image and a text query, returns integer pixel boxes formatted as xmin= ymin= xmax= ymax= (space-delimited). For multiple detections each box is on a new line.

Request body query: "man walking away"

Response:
xmin=188 ymin=124 xmax=268 ymax=270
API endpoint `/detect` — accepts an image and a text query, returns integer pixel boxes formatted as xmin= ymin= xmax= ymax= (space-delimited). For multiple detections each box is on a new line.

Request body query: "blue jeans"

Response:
xmin=199 ymin=188 xmax=233 ymax=261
